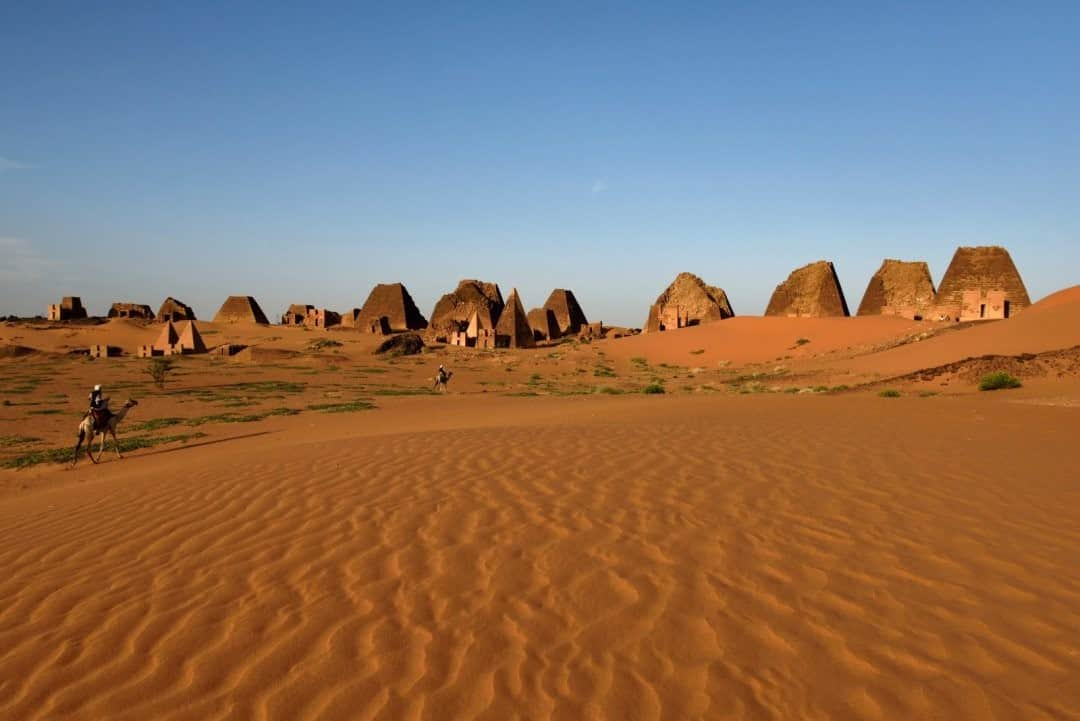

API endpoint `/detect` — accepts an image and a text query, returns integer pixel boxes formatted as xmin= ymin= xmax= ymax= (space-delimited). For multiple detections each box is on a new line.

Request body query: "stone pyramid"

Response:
xmin=153 ymin=321 xmax=181 ymax=352
xmin=157 ymin=297 xmax=196 ymax=322
xmin=857 ymin=260 xmax=937 ymax=319
xmin=430 ymin=279 xmax=504 ymax=337
xmin=495 ymin=288 xmax=536 ymax=348
xmin=357 ymin=282 xmax=428 ymax=332
xmin=765 ymin=261 xmax=849 ymax=317
xmin=645 ymin=272 xmax=733 ymax=331
xmin=542 ymin=289 xmax=588 ymax=335
xmin=933 ymin=246 xmax=1030 ymax=317
xmin=527 ymin=307 xmax=560 ymax=341
xmin=176 ymin=321 xmax=207 ymax=353
xmin=213 ymin=296 xmax=270 ymax=325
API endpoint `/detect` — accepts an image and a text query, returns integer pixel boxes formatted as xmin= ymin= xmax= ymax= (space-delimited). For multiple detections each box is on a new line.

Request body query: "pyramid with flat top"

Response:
xmin=213 ymin=296 xmax=270 ymax=325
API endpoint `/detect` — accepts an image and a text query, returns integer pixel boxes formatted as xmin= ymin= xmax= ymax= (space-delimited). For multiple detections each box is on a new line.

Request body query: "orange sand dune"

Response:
xmin=604 ymin=315 xmax=926 ymax=367
xmin=1 ymin=395 xmax=1078 ymax=720
xmin=836 ymin=285 xmax=1080 ymax=378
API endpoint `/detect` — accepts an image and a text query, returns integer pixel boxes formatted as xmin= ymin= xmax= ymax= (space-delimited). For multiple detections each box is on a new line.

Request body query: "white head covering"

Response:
xmin=94 ymin=384 xmax=102 ymax=391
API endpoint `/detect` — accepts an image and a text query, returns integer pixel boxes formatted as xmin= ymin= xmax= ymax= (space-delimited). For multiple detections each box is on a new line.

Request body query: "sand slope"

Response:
xmin=2 ymin=395 xmax=1078 ymax=720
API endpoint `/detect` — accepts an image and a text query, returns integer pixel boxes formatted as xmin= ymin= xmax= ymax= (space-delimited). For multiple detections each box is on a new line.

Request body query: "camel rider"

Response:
xmin=88 ymin=384 xmax=108 ymax=429
xmin=438 ymin=365 xmax=448 ymax=384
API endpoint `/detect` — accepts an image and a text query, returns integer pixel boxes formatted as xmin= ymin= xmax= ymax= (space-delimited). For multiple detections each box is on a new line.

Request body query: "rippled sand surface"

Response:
xmin=2 ymin=396 xmax=1078 ymax=720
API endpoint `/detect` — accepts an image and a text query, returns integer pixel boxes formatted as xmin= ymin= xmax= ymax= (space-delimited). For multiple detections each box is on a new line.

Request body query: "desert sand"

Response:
xmin=2 ymin=288 xmax=1079 ymax=720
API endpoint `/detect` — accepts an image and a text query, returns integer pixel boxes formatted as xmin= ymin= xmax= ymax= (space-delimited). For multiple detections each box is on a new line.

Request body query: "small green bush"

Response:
xmin=642 ymin=383 xmax=665 ymax=394
xmin=979 ymin=372 xmax=1022 ymax=391
xmin=878 ymin=389 xmax=901 ymax=398
xmin=146 ymin=358 xmax=174 ymax=390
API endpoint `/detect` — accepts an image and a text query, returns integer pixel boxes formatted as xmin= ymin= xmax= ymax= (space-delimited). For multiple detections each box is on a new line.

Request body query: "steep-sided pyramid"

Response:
xmin=645 ymin=272 xmax=734 ymax=332
xmin=527 ymin=308 xmax=561 ymax=341
xmin=153 ymin=321 xmax=181 ymax=352
xmin=213 ymin=296 xmax=270 ymax=325
xmin=356 ymin=283 xmax=428 ymax=332
xmin=157 ymin=297 xmax=196 ymax=322
xmin=429 ymin=280 xmax=504 ymax=337
xmin=933 ymin=246 xmax=1030 ymax=320
xmin=857 ymin=260 xmax=937 ymax=319
xmin=176 ymin=321 xmax=207 ymax=353
xmin=495 ymin=289 xmax=536 ymax=348
xmin=765 ymin=261 xmax=850 ymax=317
xmin=542 ymin=289 xmax=588 ymax=336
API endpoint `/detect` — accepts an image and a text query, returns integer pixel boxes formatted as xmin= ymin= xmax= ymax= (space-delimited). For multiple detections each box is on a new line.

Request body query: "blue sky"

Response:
xmin=2 ymin=2 xmax=1078 ymax=325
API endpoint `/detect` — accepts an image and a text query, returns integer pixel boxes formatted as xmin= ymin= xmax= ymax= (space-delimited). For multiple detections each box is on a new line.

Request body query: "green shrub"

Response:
xmin=878 ymin=389 xmax=901 ymax=398
xmin=145 ymin=358 xmax=174 ymax=390
xmin=979 ymin=372 xmax=1022 ymax=391
xmin=642 ymin=383 xmax=665 ymax=394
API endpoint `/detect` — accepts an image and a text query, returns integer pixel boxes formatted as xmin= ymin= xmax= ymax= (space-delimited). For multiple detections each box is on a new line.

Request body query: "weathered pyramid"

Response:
xmin=157 ymin=297 xmax=196 ymax=322
xmin=281 ymin=304 xmax=313 ymax=325
xmin=527 ymin=307 xmax=561 ymax=341
xmin=213 ymin=296 xmax=270 ymax=325
xmin=765 ymin=261 xmax=849 ymax=317
xmin=542 ymin=289 xmax=588 ymax=336
xmin=933 ymin=246 xmax=1030 ymax=320
xmin=429 ymin=280 xmax=504 ymax=337
xmin=857 ymin=260 xmax=937 ymax=319
xmin=108 ymin=302 xmax=154 ymax=319
xmin=176 ymin=321 xmax=207 ymax=353
xmin=645 ymin=272 xmax=734 ymax=332
xmin=153 ymin=321 xmax=181 ymax=352
xmin=495 ymin=289 xmax=536 ymax=348
xmin=356 ymin=282 xmax=428 ymax=332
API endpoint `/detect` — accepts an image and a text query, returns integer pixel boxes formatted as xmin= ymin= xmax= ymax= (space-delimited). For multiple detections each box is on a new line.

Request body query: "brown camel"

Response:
xmin=72 ymin=399 xmax=138 ymax=467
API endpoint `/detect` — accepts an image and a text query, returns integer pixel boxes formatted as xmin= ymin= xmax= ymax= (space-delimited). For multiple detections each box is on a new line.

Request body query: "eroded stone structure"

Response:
xmin=157 ymin=297 xmax=196 ymax=323
xmin=527 ymin=308 xmax=561 ymax=342
xmin=357 ymin=283 xmax=427 ymax=333
xmin=281 ymin=304 xmax=312 ymax=325
xmin=108 ymin=303 xmax=153 ymax=320
xmin=48 ymin=297 xmax=87 ymax=321
xmin=765 ymin=261 xmax=850 ymax=317
xmin=212 ymin=296 xmax=270 ymax=325
xmin=89 ymin=345 xmax=119 ymax=359
xmin=856 ymin=260 xmax=937 ymax=320
xmin=429 ymin=280 xmax=504 ymax=341
xmin=494 ymin=289 xmax=536 ymax=349
xmin=645 ymin=273 xmax=734 ymax=332
xmin=931 ymin=246 xmax=1030 ymax=321
xmin=542 ymin=289 xmax=588 ymax=336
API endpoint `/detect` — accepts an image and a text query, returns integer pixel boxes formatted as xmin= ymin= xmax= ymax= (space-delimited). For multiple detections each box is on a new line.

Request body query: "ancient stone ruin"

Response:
xmin=449 ymin=309 xmax=497 ymax=348
xmin=89 ymin=345 xmax=120 ymax=359
xmin=543 ymin=289 xmax=588 ymax=336
xmin=157 ymin=297 xmax=196 ymax=323
xmin=212 ymin=296 xmax=270 ymax=325
xmin=494 ymin=289 xmax=536 ymax=349
xmin=48 ymin=297 xmax=87 ymax=321
xmin=765 ymin=261 xmax=850 ymax=317
xmin=139 ymin=320 xmax=207 ymax=357
xmin=429 ymin=279 xmax=504 ymax=341
xmin=281 ymin=304 xmax=313 ymax=325
xmin=856 ymin=260 xmax=937 ymax=319
xmin=357 ymin=283 xmax=428 ymax=333
xmin=108 ymin=303 xmax=154 ymax=320
xmin=645 ymin=272 xmax=734 ymax=332
xmin=528 ymin=308 xmax=561 ymax=342
xmin=931 ymin=246 xmax=1031 ymax=321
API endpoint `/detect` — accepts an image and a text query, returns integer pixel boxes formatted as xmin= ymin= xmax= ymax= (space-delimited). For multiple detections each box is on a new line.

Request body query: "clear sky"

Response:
xmin=2 ymin=2 xmax=1078 ymax=325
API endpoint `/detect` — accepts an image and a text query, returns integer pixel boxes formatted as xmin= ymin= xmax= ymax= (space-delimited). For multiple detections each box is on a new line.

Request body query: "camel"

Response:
xmin=72 ymin=399 xmax=138 ymax=467
xmin=433 ymin=369 xmax=453 ymax=393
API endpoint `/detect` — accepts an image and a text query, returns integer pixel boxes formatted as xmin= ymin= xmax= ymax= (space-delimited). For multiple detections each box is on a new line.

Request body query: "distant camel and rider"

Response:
xmin=73 ymin=385 xmax=138 ymax=467
xmin=433 ymin=365 xmax=453 ymax=393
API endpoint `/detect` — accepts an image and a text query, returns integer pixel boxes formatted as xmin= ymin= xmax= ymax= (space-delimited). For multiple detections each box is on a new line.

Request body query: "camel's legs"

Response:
xmin=112 ymin=428 xmax=123 ymax=459
xmin=72 ymin=430 xmax=84 ymax=468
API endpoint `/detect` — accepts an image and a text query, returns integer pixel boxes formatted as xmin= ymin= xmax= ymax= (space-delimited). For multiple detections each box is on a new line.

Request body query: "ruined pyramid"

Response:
xmin=857 ymin=260 xmax=937 ymax=319
xmin=765 ymin=261 xmax=850 ymax=317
